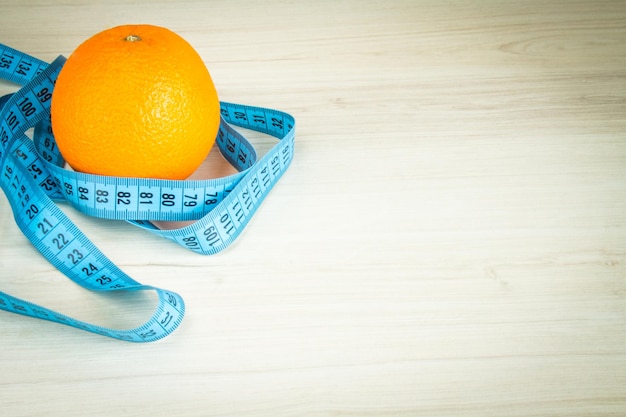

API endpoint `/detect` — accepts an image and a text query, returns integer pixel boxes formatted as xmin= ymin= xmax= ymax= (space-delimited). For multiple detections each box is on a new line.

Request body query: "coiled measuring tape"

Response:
xmin=0 ymin=44 xmax=295 ymax=342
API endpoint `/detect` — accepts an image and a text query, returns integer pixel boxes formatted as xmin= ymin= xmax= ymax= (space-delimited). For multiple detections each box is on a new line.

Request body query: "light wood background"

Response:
xmin=1 ymin=1 xmax=625 ymax=416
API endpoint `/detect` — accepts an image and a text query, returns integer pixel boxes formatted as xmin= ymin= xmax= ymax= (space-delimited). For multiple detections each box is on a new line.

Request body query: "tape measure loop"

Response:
xmin=0 ymin=44 xmax=296 ymax=342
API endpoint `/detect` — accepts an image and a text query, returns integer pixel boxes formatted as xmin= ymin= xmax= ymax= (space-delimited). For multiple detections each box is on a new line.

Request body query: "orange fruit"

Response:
xmin=51 ymin=24 xmax=220 ymax=179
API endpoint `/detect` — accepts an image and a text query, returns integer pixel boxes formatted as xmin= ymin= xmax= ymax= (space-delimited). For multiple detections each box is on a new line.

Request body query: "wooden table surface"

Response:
xmin=1 ymin=1 xmax=625 ymax=416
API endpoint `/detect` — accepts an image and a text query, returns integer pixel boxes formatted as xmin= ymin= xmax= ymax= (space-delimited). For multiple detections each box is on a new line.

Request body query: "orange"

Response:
xmin=50 ymin=24 xmax=220 ymax=179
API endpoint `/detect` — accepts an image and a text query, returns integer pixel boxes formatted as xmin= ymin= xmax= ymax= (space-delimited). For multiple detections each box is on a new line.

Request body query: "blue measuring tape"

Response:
xmin=0 ymin=44 xmax=295 ymax=342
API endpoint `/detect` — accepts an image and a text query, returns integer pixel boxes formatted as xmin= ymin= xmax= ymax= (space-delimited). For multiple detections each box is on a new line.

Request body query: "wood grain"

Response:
xmin=1 ymin=1 xmax=625 ymax=416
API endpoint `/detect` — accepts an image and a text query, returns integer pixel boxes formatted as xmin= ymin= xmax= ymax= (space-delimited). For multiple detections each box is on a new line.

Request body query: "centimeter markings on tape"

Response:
xmin=0 ymin=43 xmax=296 ymax=342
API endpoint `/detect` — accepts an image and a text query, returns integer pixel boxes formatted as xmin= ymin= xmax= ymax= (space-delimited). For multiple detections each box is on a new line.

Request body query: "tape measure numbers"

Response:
xmin=0 ymin=44 xmax=296 ymax=342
